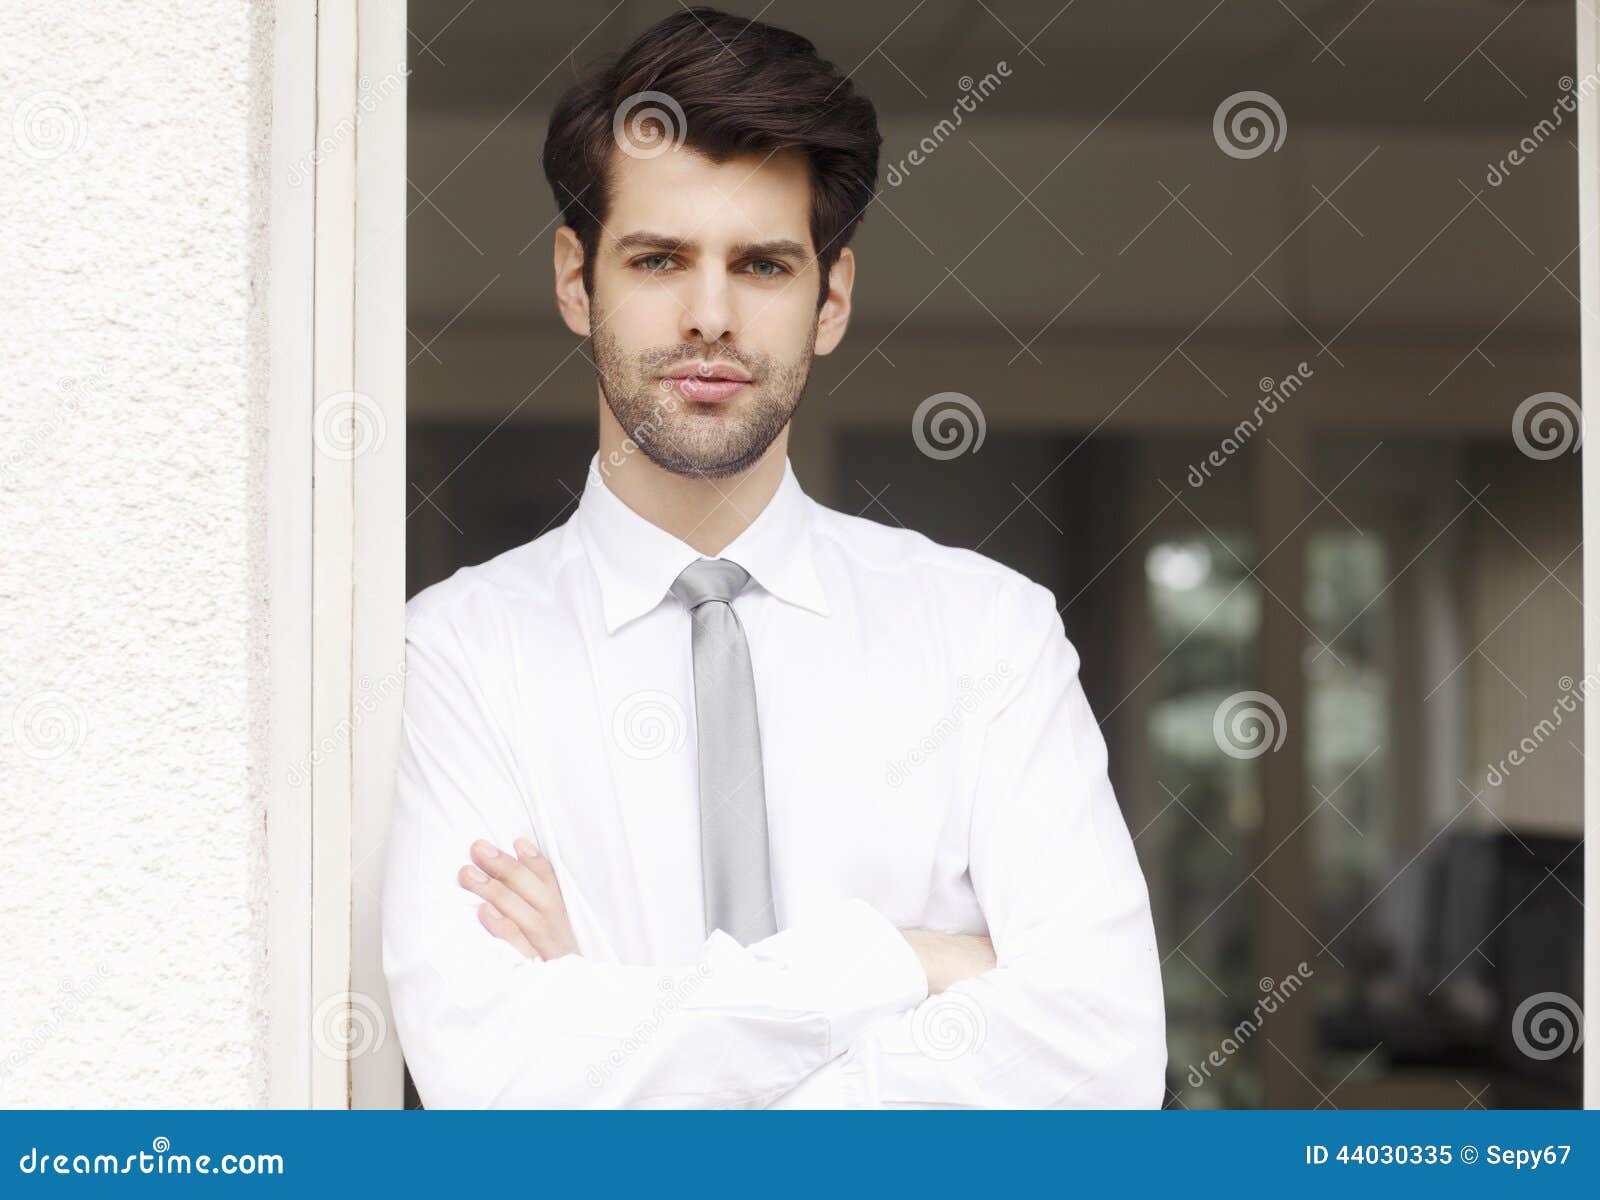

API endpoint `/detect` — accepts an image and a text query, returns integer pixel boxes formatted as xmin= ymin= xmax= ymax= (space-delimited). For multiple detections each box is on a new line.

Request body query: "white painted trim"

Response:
xmin=352 ymin=0 xmax=409 ymax=1111
xmin=1577 ymin=0 xmax=1599 ymax=1112
xmin=266 ymin=0 xmax=408 ymax=1113
xmin=309 ymin=0 xmax=359 ymax=1110
xmin=265 ymin=0 xmax=317 ymax=1110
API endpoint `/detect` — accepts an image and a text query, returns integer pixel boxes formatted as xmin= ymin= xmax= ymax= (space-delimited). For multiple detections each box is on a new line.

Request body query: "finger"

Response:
xmin=472 ymin=839 xmax=553 ymax=910
xmin=510 ymin=840 xmax=572 ymax=958
xmin=513 ymin=837 xmax=557 ymax=884
xmin=457 ymin=863 xmax=548 ymax=943
xmin=476 ymin=901 xmax=537 ymax=959
xmin=521 ymin=920 xmax=568 ymax=961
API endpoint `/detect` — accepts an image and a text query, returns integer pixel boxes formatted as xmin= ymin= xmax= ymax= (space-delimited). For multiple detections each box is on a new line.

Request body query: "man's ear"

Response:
xmin=813 ymin=245 xmax=855 ymax=356
xmin=553 ymin=226 xmax=591 ymax=337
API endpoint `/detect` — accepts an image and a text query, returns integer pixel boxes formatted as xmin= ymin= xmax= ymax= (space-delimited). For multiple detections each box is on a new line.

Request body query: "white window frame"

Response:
xmin=263 ymin=0 xmax=1597 ymax=1109
xmin=265 ymin=0 xmax=407 ymax=1109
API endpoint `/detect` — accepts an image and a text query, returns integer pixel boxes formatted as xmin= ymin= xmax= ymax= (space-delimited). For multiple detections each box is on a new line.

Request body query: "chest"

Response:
xmin=497 ymin=597 xmax=997 ymax=954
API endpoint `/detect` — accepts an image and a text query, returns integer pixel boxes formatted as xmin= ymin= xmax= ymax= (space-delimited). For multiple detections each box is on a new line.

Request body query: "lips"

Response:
xmin=663 ymin=363 xmax=752 ymax=403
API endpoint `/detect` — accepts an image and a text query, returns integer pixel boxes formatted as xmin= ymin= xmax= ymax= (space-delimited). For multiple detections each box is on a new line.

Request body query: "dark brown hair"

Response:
xmin=541 ymin=6 xmax=880 ymax=305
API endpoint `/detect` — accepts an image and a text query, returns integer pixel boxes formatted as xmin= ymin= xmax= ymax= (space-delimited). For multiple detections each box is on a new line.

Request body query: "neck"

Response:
xmin=596 ymin=397 xmax=789 ymax=556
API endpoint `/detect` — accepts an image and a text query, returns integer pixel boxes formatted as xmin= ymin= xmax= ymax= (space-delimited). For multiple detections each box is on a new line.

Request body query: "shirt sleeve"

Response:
xmin=380 ymin=605 xmax=929 ymax=1109
xmin=771 ymin=575 xmax=1167 ymax=1109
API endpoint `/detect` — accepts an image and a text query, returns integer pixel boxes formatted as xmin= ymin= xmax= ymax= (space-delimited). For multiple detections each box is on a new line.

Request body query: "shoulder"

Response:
xmin=404 ymin=520 xmax=580 ymax=645
xmin=807 ymin=498 xmax=1048 ymax=595
xmin=806 ymin=499 xmax=1064 ymax=644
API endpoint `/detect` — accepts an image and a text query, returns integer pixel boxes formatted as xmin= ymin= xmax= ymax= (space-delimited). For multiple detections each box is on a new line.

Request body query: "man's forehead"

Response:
xmin=605 ymin=145 xmax=812 ymax=242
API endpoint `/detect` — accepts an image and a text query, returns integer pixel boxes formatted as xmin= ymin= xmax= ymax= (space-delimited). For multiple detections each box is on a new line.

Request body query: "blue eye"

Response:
xmin=635 ymin=254 xmax=675 ymax=272
xmin=744 ymin=259 xmax=786 ymax=277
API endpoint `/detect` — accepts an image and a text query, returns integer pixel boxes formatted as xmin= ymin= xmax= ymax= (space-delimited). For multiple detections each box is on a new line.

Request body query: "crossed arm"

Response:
xmin=382 ymin=579 xmax=1165 ymax=1108
xmin=458 ymin=835 xmax=997 ymax=993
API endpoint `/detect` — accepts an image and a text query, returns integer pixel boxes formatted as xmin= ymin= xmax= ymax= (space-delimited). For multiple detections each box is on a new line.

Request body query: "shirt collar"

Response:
xmin=574 ymin=452 xmax=831 ymax=635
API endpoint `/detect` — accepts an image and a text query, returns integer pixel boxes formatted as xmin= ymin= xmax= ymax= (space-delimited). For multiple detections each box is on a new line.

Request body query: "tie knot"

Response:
xmin=670 ymin=557 xmax=751 ymax=610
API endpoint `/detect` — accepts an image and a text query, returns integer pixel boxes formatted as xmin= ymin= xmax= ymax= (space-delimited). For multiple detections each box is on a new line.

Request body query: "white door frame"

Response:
xmin=265 ymin=0 xmax=407 ymax=1109
xmin=265 ymin=0 xmax=1596 ymax=1109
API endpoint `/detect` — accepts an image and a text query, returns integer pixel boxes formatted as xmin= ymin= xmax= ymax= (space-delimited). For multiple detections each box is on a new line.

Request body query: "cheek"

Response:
xmin=739 ymin=285 xmax=818 ymax=358
xmin=595 ymin=275 xmax=684 ymax=341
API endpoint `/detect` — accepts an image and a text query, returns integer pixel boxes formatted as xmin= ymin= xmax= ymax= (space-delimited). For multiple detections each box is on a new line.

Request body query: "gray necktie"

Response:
xmin=670 ymin=557 xmax=777 ymax=945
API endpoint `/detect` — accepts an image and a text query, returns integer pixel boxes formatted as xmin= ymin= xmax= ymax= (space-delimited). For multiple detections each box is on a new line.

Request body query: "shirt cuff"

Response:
xmin=742 ymin=897 xmax=929 ymax=1054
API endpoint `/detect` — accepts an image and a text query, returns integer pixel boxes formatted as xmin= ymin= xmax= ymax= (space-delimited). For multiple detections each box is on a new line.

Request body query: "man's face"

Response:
xmin=581 ymin=146 xmax=832 ymax=478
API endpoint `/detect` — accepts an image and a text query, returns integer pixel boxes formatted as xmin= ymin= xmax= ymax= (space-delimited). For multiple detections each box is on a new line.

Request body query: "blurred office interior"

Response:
xmin=404 ymin=0 xmax=1585 ymax=1107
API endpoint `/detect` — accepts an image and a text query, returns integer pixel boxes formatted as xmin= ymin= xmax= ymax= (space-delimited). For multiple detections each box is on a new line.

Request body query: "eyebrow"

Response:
xmin=611 ymin=231 xmax=810 ymax=261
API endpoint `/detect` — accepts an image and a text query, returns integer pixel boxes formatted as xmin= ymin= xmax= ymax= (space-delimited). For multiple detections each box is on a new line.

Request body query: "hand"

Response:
xmin=458 ymin=837 xmax=580 ymax=960
xmin=900 ymin=929 xmax=996 ymax=994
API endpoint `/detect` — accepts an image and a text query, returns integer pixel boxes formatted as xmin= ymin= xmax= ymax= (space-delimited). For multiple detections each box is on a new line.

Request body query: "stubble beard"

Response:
xmin=591 ymin=319 xmax=816 ymax=480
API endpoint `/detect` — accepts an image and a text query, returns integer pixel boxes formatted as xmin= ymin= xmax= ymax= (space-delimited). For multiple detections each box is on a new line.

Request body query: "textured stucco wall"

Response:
xmin=0 ymin=1 xmax=275 ymax=1105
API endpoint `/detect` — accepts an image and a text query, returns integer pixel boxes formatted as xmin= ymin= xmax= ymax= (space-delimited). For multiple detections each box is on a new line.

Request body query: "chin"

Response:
xmin=640 ymin=435 xmax=775 ymax=480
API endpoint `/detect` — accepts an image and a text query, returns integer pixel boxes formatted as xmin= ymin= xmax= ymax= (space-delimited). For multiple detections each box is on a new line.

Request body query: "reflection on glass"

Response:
xmin=1303 ymin=458 xmax=1585 ymax=1108
xmin=1304 ymin=529 xmax=1390 ymax=1095
xmin=1146 ymin=533 xmax=1261 ymax=1108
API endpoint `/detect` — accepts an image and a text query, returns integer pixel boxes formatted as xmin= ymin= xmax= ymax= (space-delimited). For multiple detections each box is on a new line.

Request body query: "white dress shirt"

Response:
xmin=381 ymin=451 xmax=1166 ymax=1108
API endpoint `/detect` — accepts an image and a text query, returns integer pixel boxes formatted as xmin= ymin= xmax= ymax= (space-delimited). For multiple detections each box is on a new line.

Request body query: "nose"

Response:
xmin=678 ymin=262 xmax=734 ymax=346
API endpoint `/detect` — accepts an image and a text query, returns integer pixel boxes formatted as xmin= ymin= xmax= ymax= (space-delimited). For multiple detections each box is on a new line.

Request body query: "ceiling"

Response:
xmin=408 ymin=0 xmax=1576 ymax=127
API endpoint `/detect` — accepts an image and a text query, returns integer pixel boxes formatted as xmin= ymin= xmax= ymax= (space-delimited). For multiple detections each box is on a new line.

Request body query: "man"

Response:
xmin=381 ymin=6 xmax=1165 ymax=1109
